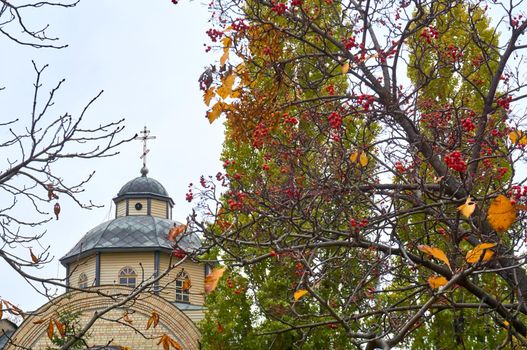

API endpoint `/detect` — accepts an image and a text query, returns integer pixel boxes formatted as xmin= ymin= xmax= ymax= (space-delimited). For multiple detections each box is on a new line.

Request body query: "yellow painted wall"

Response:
xmin=68 ymin=255 xmax=96 ymax=288
xmin=116 ymin=201 xmax=126 ymax=217
xmin=151 ymin=199 xmax=168 ymax=218
xmin=99 ymin=252 xmax=155 ymax=287
xmin=127 ymin=198 xmax=148 ymax=216
xmin=158 ymin=254 xmax=205 ymax=306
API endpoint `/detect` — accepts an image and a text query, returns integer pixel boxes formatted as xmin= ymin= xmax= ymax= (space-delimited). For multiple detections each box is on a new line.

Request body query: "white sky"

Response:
xmin=0 ymin=0 xmax=224 ymax=311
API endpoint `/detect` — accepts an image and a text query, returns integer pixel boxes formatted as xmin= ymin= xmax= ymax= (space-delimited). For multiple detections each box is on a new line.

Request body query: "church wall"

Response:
xmin=158 ymin=255 xmax=205 ymax=306
xmin=99 ymin=252 xmax=156 ymax=286
xmin=68 ymin=255 xmax=96 ymax=288
xmin=151 ymin=199 xmax=168 ymax=218
xmin=127 ymin=198 xmax=148 ymax=216
xmin=6 ymin=287 xmax=200 ymax=350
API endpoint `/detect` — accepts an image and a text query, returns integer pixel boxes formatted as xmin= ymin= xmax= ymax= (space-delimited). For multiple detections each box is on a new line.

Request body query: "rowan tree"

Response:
xmin=187 ymin=0 xmax=527 ymax=349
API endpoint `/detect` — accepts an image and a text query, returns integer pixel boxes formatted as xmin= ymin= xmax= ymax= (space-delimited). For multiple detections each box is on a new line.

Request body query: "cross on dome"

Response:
xmin=135 ymin=126 xmax=156 ymax=176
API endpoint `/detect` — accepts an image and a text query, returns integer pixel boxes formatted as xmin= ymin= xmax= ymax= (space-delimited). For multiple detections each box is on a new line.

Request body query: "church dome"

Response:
xmin=114 ymin=174 xmax=174 ymax=203
xmin=60 ymin=216 xmax=200 ymax=265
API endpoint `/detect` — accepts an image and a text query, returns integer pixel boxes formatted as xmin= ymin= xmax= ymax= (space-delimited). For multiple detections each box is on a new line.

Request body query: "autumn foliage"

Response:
xmin=189 ymin=0 xmax=527 ymax=349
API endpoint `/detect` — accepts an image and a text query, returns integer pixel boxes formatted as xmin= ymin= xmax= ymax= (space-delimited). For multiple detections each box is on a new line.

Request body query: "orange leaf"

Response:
xmin=33 ymin=318 xmax=47 ymax=325
xmin=217 ymin=321 xmax=224 ymax=333
xmin=30 ymin=249 xmax=39 ymax=264
xmin=182 ymin=277 xmax=192 ymax=291
xmin=169 ymin=338 xmax=183 ymax=350
xmin=466 ymin=243 xmax=497 ymax=264
xmin=217 ymin=73 xmax=236 ymax=99
xmin=54 ymin=319 xmax=66 ymax=337
xmin=47 ymin=319 xmax=54 ymax=340
xmin=294 ymin=289 xmax=308 ymax=301
xmin=418 ymin=245 xmax=451 ymax=269
xmin=0 ymin=300 xmax=3 ymax=320
xmin=457 ymin=196 xmax=476 ymax=218
xmin=168 ymin=224 xmax=186 ymax=241
xmin=428 ymin=275 xmax=448 ymax=289
xmin=204 ymin=87 xmax=215 ymax=107
xmin=341 ymin=62 xmax=350 ymax=75
xmin=157 ymin=334 xmax=171 ymax=350
xmin=487 ymin=195 xmax=516 ymax=232
xmin=205 ymin=267 xmax=226 ymax=294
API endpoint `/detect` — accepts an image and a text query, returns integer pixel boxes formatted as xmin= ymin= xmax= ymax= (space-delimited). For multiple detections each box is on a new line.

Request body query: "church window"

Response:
xmin=78 ymin=273 xmax=88 ymax=289
xmin=175 ymin=271 xmax=190 ymax=303
xmin=119 ymin=266 xmax=137 ymax=288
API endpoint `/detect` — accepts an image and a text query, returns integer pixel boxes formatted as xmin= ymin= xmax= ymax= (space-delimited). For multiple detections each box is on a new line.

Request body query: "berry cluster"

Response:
xmin=496 ymin=95 xmax=512 ymax=110
xmin=294 ymin=261 xmax=304 ymax=276
xmin=252 ymin=123 xmax=270 ymax=149
xmin=394 ymin=161 xmax=405 ymax=173
xmin=231 ymin=18 xmax=248 ymax=32
xmin=511 ymin=15 xmax=523 ymax=28
xmin=419 ymin=26 xmax=439 ymax=43
xmin=496 ymin=167 xmax=508 ymax=180
xmin=357 ymin=94 xmax=375 ymax=111
xmin=226 ymin=191 xmax=246 ymax=211
xmin=350 ymin=218 xmax=369 ymax=228
xmin=185 ymin=187 xmax=194 ymax=202
xmin=342 ymin=36 xmax=357 ymax=50
xmin=444 ymin=151 xmax=466 ymax=172
xmin=206 ymin=28 xmax=223 ymax=42
xmin=510 ymin=185 xmax=527 ymax=200
xmin=283 ymin=113 xmax=298 ymax=125
xmin=172 ymin=249 xmax=186 ymax=259
xmin=290 ymin=0 xmax=302 ymax=6
xmin=461 ymin=117 xmax=476 ymax=132
xmin=328 ymin=112 xmax=343 ymax=129
xmin=271 ymin=1 xmax=287 ymax=14
xmin=445 ymin=44 xmax=463 ymax=63
xmin=326 ymin=84 xmax=335 ymax=96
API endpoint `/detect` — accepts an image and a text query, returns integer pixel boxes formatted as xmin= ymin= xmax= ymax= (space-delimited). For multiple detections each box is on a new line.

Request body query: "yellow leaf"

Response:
xmin=466 ymin=243 xmax=497 ymax=264
xmin=418 ymin=245 xmax=451 ymax=269
xmin=294 ymin=289 xmax=308 ymax=300
xmin=509 ymin=130 xmax=527 ymax=145
xmin=47 ymin=319 xmax=54 ymax=340
xmin=350 ymin=151 xmax=368 ymax=167
xmin=204 ymin=87 xmax=215 ymax=106
xmin=427 ymin=275 xmax=448 ymax=289
xmin=207 ymin=102 xmax=224 ymax=124
xmin=487 ymin=195 xmax=516 ymax=232
xmin=503 ymin=320 xmax=510 ymax=327
xmin=220 ymin=37 xmax=232 ymax=66
xmin=205 ymin=267 xmax=226 ymax=294
xmin=217 ymin=73 xmax=236 ymax=100
xmin=458 ymin=196 xmax=476 ymax=218
xmin=341 ymin=62 xmax=350 ymax=75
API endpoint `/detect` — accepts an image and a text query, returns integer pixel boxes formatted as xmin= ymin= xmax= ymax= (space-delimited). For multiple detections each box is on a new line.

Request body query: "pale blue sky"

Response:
xmin=0 ymin=0 xmax=224 ymax=311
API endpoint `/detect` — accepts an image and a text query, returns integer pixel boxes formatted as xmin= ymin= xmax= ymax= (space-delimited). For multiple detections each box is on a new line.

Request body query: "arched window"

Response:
xmin=118 ymin=266 xmax=137 ymax=288
xmin=78 ymin=273 xmax=88 ymax=289
xmin=175 ymin=271 xmax=190 ymax=303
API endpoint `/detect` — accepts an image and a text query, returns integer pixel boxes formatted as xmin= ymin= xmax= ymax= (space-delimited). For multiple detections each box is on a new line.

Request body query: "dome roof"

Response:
xmin=60 ymin=216 xmax=200 ymax=265
xmin=114 ymin=175 xmax=174 ymax=205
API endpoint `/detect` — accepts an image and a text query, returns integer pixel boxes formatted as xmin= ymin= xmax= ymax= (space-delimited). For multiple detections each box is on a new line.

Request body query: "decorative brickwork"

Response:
xmin=4 ymin=286 xmax=200 ymax=350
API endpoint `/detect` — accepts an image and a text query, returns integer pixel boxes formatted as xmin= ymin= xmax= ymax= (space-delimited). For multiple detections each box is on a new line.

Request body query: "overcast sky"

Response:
xmin=0 ymin=0 xmax=224 ymax=312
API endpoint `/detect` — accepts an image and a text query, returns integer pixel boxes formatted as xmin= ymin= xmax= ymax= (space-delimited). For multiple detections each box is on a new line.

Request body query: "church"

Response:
xmin=1 ymin=129 xmax=206 ymax=349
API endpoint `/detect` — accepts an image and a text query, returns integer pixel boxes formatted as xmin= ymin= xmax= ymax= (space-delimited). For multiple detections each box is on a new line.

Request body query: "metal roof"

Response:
xmin=60 ymin=216 xmax=200 ymax=265
xmin=113 ymin=176 xmax=174 ymax=205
